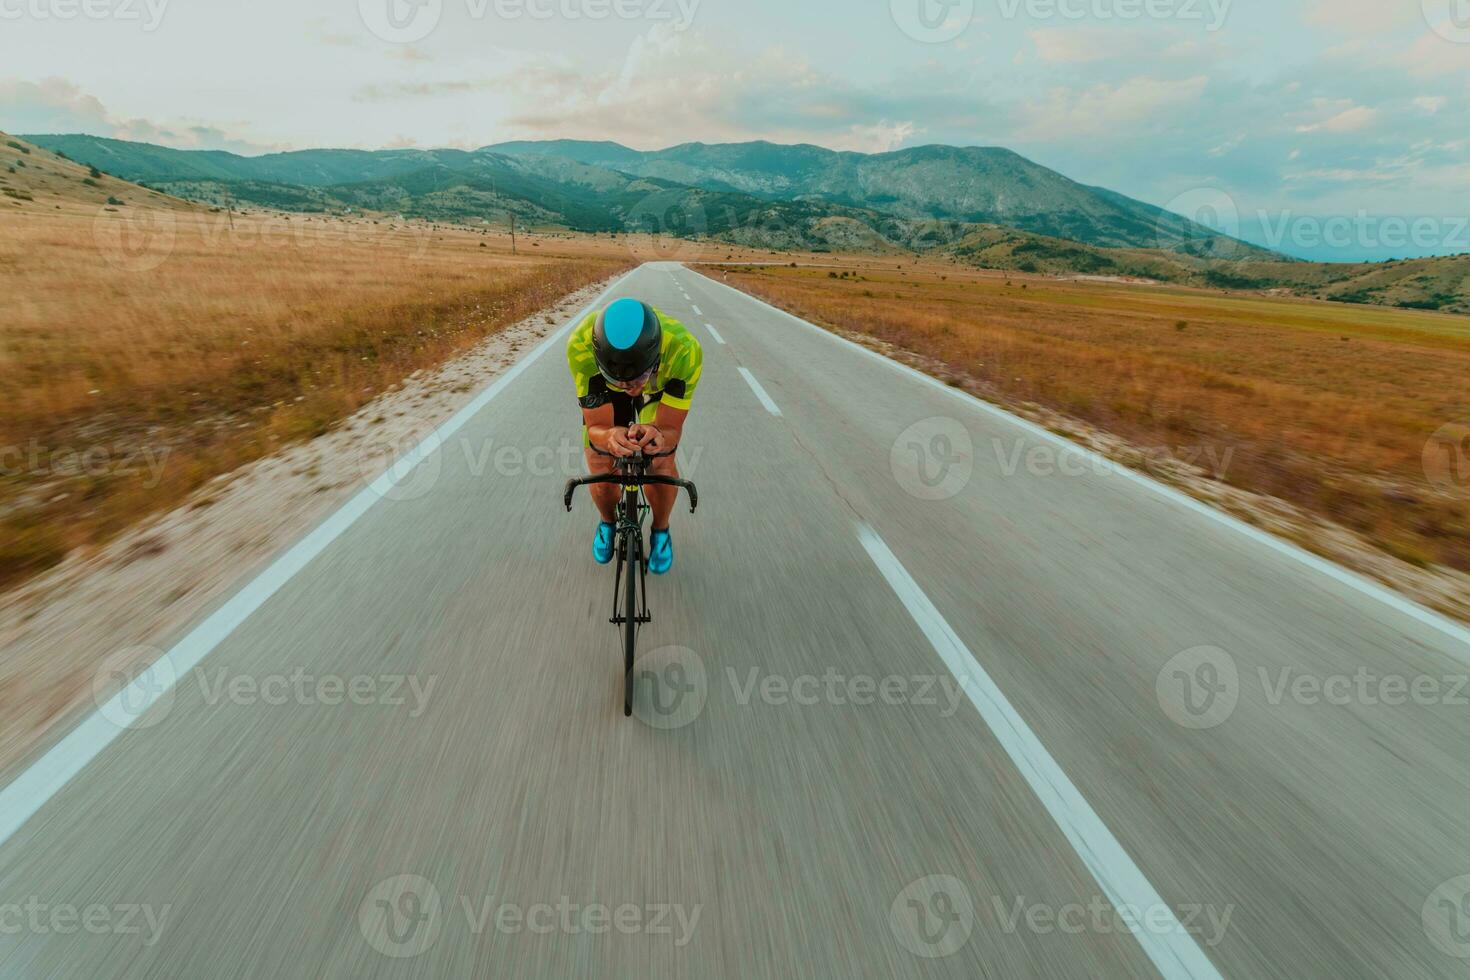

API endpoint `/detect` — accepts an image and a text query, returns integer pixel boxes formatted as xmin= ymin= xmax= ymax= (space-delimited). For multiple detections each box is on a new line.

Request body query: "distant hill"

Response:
xmin=0 ymin=131 xmax=195 ymax=213
xmin=486 ymin=139 xmax=1226 ymax=250
xmin=19 ymin=133 xmax=1468 ymax=314
xmin=32 ymin=133 xmax=1238 ymax=251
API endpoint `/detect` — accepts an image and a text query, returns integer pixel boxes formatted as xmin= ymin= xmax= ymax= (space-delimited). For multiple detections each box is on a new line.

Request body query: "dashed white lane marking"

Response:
xmin=692 ymin=305 xmax=702 ymax=315
xmin=737 ymin=367 xmax=782 ymax=416
xmin=704 ymin=323 xmax=726 ymax=345
xmin=858 ymin=524 xmax=1224 ymax=980
xmin=0 ymin=269 xmax=642 ymax=850
xmin=695 ymin=270 xmax=1470 ymax=654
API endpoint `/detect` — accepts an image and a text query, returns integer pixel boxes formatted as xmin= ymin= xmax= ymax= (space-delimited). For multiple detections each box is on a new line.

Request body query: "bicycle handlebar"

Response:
xmin=564 ymin=473 xmax=698 ymax=513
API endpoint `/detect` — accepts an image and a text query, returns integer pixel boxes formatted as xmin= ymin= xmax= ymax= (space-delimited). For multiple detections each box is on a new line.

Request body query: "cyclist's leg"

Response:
xmin=582 ymin=392 xmax=637 ymax=523
xmin=639 ymin=401 xmax=679 ymax=530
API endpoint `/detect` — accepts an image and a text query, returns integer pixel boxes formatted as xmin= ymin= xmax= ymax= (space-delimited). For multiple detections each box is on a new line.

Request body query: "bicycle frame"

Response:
xmin=563 ymin=449 xmax=698 ymax=716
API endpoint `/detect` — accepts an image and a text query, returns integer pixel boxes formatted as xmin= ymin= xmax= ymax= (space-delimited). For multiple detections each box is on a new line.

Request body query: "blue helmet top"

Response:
xmin=593 ymin=298 xmax=662 ymax=382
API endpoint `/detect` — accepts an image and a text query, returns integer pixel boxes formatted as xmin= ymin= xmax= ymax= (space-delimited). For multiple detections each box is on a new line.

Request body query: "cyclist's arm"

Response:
xmin=635 ymin=404 xmax=688 ymax=453
xmin=582 ymin=403 xmax=639 ymax=457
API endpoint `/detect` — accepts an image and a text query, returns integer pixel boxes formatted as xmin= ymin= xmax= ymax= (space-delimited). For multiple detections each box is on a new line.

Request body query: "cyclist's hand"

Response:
xmin=605 ymin=427 xmax=639 ymax=457
xmin=628 ymin=424 xmax=661 ymax=449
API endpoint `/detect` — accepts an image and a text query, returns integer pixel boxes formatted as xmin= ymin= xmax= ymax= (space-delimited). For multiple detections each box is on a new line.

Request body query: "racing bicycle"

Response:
xmin=564 ymin=447 xmax=698 ymax=717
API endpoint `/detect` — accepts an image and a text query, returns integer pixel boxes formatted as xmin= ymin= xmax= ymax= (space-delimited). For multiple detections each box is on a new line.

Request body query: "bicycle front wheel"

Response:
xmin=622 ymin=533 xmax=639 ymax=717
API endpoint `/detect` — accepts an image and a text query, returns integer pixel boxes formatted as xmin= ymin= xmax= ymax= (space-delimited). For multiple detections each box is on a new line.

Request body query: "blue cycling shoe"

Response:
xmin=648 ymin=528 xmax=674 ymax=575
xmin=592 ymin=522 xmax=616 ymax=565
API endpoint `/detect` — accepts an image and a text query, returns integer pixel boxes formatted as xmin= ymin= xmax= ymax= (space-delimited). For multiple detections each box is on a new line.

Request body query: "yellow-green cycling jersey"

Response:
xmin=567 ymin=305 xmax=704 ymax=416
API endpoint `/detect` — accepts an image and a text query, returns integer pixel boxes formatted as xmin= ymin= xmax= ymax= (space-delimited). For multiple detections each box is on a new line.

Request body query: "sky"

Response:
xmin=2 ymin=0 xmax=1467 ymax=260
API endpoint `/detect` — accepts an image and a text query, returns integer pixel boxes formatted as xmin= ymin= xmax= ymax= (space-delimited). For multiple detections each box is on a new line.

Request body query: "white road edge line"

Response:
xmin=692 ymin=305 xmax=702 ymax=315
xmin=704 ymin=323 xmax=727 ymax=345
xmin=737 ymin=367 xmax=782 ymax=417
xmin=0 ymin=268 xmax=642 ymax=850
xmin=694 ymin=268 xmax=1470 ymax=652
xmin=857 ymin=525 xmax=1223 ymax=980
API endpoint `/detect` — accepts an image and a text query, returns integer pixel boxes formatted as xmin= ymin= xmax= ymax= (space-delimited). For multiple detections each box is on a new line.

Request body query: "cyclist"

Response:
xmin=568 ymin=297 xmax=703 ymax=575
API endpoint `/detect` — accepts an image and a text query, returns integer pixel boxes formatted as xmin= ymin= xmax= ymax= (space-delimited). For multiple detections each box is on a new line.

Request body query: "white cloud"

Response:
xmin=1015 ymin=76 xmax=1208 ymax=141
xmin=482 ymin=25 xmax=931 ymax=152
xmin=0 ymin=76 xmax=280 ymax=153
xmin=1296 ymin=105 xmax=1379 ymax=134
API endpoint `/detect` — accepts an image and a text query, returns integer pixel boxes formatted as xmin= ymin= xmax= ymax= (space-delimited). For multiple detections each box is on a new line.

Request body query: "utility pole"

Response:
xmin=510 ymin=212 xmax=517 ymax=254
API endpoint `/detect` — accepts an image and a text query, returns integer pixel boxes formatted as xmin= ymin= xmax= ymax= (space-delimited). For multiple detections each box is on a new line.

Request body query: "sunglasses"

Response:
xmin=605 ymin=365 xmax=658 ymax=392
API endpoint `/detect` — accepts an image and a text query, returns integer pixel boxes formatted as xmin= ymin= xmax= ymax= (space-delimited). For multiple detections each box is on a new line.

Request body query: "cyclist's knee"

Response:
xmin=584 ymin=447 xmax=615 ymax=474
xmin=649 ymin=453 xmax=678 ymax=477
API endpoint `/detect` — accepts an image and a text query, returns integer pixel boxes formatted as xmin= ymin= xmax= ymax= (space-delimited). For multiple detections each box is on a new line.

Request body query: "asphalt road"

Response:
xmin=2 ymin=261 xmax=1469 ymax=978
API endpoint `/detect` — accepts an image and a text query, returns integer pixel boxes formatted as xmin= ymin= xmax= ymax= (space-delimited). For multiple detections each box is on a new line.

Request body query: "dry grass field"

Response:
xmin=719 ymin=261 xmax=1470 ymax=576
xmin=0 ymin=132 xmax=825 ymax=591
xmin=0 ymin=144 xmax=643 ymax=589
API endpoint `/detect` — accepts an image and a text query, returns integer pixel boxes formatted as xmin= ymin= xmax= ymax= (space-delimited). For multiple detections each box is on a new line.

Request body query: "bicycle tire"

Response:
xmin=623 ymin=531 xmax=638 ymax=717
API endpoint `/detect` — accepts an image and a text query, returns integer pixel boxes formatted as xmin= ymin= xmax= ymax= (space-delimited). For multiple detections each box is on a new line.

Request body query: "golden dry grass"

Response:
xmin=720 ymin=262 xmax=1470 ymax=573
xmin=0 ymin=204 xmax=638 ymax=589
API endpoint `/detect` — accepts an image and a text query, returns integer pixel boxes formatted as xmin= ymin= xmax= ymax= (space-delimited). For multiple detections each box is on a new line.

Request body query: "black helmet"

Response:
xmin=593 ymin=298 xmax=662 ymax=384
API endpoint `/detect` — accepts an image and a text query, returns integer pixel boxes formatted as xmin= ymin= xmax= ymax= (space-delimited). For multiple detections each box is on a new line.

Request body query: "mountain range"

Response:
xmin=23 ymin=133 xmax=1244 ymax=254
xmin=15 ymin=132 xmax=1468 ymax=313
